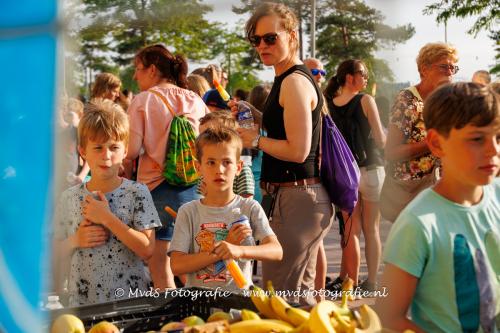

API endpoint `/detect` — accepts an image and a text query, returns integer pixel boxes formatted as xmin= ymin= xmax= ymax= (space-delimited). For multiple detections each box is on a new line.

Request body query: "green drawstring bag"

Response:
xmin=149 ymin=90 xmax=199 ymax=186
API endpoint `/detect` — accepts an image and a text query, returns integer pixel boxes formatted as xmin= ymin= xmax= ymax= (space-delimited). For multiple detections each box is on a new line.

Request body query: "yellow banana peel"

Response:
xmin=229 ymin=319 xmax=293 ymax=333
xmin=285 ymin=307 xmax=310 ymax=327
xmin=241 ymin=309 xmax=261 ymax=321
xmin=249 ymin=285 xmax=278 ymax=319
xmin=270 ymin=294 xmax=293 ymax=323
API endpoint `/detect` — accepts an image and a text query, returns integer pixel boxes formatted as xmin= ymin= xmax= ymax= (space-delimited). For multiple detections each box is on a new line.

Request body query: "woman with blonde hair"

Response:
xmin=234 ymin=2 xmax=332 ymax=305
xmin=126 ymin=44 xmax=208 ymax=289
xmin=381 ymin=42 xmax=459 ymax=221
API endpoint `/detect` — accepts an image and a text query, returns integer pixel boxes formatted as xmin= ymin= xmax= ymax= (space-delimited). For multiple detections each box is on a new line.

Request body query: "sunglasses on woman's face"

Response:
xmin=311 ymin=69 xmax=326 ymax=77
xmin=248 ymin=31 xmax=285 ymax=47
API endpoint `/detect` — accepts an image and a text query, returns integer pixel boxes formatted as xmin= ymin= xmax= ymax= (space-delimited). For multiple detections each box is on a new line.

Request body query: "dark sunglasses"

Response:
xmin=433 ymin=64 xmax=459 ymax=74
xmin=311 ymin=68 xmax=326 ymax=76
xmin=248 ymin=31 xmax=285 ymax=47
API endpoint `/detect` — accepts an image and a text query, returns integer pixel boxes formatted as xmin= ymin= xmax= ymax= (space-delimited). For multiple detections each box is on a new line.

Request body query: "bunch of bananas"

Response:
xmin=232 ymin=280 xmax=383 ymax=333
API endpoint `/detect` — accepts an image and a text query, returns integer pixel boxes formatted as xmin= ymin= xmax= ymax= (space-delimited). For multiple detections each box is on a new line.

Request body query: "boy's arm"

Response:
xmin=375 ymin=263 xmax=425 ymax=333
xmin=52 ymin=219 xmax=109 ymax=293
xmin=213 ymin=235 xmax=282 ymax=261
xmin=82 ymin=192 xmax=155 ymax=260
xmin=170 ymin=251 xmax=221 ymax=276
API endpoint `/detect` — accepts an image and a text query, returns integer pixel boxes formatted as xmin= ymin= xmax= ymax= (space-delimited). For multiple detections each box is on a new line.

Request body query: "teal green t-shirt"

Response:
xmin=384 ymin=179 xmax=500 ymax=333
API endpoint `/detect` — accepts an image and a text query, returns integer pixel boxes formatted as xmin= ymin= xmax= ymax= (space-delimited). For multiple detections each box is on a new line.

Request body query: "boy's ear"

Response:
xmin=426 ymin=128 xmax=444 ymax=158
xmin=236 ymin=159 xmax=243 ymax=176
xmin=77 ymin=145 xmax=86 ymax=160
xmin=195 ymin=159 xmax=201 ymax=172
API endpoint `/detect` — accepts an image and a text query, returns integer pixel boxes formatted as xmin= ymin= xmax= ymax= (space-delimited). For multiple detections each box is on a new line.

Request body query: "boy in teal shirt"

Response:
xmin=377 ymin=82 xmax=499 ymax=332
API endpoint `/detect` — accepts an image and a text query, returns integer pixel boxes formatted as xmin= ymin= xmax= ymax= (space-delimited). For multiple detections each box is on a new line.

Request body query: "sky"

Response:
xmin=201 ymin=0 xmax=497 ymax=85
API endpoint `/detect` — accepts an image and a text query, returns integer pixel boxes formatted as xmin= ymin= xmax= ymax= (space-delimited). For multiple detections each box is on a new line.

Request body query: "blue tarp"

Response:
xmin=0 ymin=1 xmax=58 ymax=332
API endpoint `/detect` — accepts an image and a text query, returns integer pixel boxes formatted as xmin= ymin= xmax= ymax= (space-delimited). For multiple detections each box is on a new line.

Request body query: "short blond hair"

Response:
xmin=78 ymin=99 xmax=129 ymax=149
xmin=416 ymin=42 xmax=458 ymax=76
xmin=199 ymin=110 xmax=238 ymax=130
xmin=91 ymin=73 xmax=122 ymax=99
xmin=195 ymin=127 xmax=242 ymax=161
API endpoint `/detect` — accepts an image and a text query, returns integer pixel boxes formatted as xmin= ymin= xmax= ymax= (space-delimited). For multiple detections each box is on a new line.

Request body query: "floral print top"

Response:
xmin=388 ymin=87 xmax=438 ymax=181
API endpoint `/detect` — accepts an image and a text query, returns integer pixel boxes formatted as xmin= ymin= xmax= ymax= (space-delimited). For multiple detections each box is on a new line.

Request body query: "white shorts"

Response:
xmin=359 ymin=166 xmax=385 ymax=202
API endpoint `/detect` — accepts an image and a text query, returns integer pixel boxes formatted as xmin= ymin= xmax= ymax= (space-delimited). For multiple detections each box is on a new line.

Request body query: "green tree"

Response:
xmin=423 ymin=0 xmax=500 ymax=74
xmin=66 ymin=0 xmax=224 ymax=93
xmin=316 ymin=0 xmax=415 ymax=82
xmin=211 ymin=24 xmax=261 ymax=93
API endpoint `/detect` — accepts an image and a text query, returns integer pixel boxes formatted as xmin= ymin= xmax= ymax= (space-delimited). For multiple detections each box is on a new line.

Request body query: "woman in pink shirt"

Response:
xmin=127 ymin=44 xmax=208 ymax=289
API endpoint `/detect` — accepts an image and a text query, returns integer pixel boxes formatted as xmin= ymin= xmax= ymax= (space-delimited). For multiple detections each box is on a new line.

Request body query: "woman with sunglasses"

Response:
xmin=126 ymin=44 xmax=208 ymax=290
xmin=324 ymin=59 xmax=386 ymax=295
xmin=234 ymin=2 xmax=332 ymax=305
xmin=380 ymin=42 xmax=459 ymax=222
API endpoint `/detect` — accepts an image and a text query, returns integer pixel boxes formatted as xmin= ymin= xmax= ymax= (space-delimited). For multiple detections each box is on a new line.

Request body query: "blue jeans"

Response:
xmin=150 ymin=181 xmax=200 ymax=241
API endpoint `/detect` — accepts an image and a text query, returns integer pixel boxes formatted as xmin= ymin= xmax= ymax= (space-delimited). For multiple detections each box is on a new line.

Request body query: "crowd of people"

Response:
xmin=53 ymin=2 xmax=499 ymax=332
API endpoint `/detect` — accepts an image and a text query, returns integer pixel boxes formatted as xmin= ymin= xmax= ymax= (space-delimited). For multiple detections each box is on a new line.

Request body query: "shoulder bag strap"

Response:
xmin=148 ymin=89 xmax=176 ymax=117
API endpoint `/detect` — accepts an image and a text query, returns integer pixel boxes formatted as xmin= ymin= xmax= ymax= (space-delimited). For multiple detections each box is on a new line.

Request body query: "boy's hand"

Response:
xmin=226 ymin=224 xmax=253 ymax=245
xmin=213 ymin=241 xmax=243 ymax=260
xmin=73 ymin=219 xmax=109 ymax=248
xmin=82 ymin=191 xmax=114 ymax=226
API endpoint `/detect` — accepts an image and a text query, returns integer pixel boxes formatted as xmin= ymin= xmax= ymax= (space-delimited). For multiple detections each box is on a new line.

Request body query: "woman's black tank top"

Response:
xmin=328 ymin=94 xmax=383 ymax=167
xmin=261 ymin=64 xmax=322 ymax=183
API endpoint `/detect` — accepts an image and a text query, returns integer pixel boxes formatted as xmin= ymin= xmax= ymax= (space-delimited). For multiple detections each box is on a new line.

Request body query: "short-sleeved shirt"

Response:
xmin=128 ymin=86 xmax=209 ymax=191
xmin=54 ymin=179 xmax=161 ymax=306
xmin=168 ymin=196 xmax=274 ymax=292
xmin=388 ymin=87 xmax=438 ymax=180
xmin=197 ymin=165 xmax=255 ymax=197
xmin=384 ymin=179 xmax=500 ymax=333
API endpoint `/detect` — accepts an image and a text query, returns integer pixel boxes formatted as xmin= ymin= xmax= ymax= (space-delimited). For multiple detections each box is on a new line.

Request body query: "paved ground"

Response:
xmin=254 ymin=217 xmax=394 ymax=307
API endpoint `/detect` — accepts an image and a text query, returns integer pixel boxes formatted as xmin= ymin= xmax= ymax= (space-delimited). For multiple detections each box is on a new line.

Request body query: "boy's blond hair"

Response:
xmin=195 ymin=127 xmax=242 ymax=161
xmin=423 ymin=82 xmax=499 ymax=137
xmin=199 ymin=110 xmax=238 ymax=131
xmin=78 ymin=99 xmax=129 ymax=148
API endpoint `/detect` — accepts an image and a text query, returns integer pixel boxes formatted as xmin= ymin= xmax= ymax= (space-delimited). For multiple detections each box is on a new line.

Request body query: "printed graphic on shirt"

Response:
xmin=194 ymin=222 xmax=231 ymax=284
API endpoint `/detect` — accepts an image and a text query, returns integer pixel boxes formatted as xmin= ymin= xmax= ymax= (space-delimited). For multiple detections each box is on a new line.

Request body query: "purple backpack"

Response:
xmin=320 ymin=113 xmax=360 ymax=213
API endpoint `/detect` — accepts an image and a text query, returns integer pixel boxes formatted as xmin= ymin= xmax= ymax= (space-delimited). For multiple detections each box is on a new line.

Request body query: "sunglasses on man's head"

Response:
xmin=311 ymin=69 xmax=326 ymax=77
xmin=248 ymin=31 xmax=285 ymax=47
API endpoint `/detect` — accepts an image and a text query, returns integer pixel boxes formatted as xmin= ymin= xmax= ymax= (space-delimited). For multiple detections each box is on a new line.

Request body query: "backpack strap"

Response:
xmin=148 ymin=89 xmax=176 ymax=118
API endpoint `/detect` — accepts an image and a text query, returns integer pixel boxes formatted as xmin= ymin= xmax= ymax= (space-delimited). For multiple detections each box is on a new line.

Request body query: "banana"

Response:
xmin=229 ymin=319 xmax=293 ymax=333
xmin=354 ymin=304 xmax=382 ymax=333
xmin=310 ymin=300 xmax=346 ymax=333
xmin=341 ymin=277 xmax=356 ymax=307
xmin=270 ymin=294 xmax=292 ymax=323
xmin=285 ymin=307 xmax=310 ymax=327
xmin=289 ymin=319 xmax=310 ymax=333
xmin=332 ymin=311 xmax=356 ymax=333
xmin=249 ymin=285 xmax=278 ymax=319
xmin=241 ymin=309 xmax=261 ymax=321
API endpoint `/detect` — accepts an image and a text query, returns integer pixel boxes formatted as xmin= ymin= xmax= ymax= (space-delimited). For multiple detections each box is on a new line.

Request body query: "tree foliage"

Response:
xmin=316 ymin=0 xmax=415 ymax=82
xmin=423 ymin=0 xmax=499 ymax=74
xmin=423 ymin=0 xmax=499 ymax=36
xmin=66 ymin=0 xmax=226 ymax=93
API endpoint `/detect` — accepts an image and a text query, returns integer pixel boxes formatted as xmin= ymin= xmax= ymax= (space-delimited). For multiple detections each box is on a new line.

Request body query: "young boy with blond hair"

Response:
xmin=377 ymin=82 xmax=500 ymax=332
xmin=53 ymin=100 xmax=161 ymax=306
xmin=169 ymin=127 xmax=282 ymax=291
